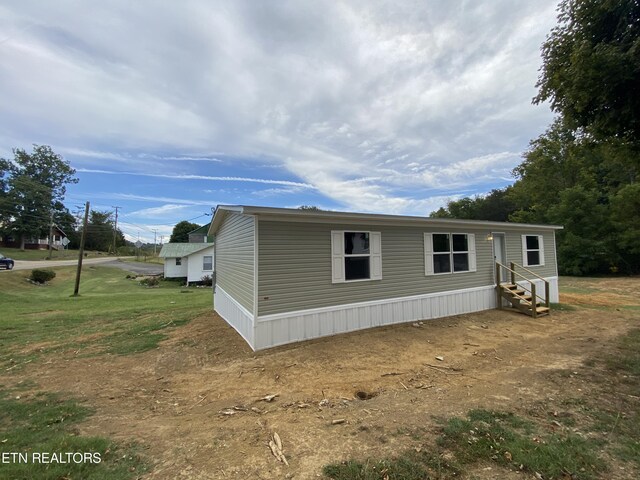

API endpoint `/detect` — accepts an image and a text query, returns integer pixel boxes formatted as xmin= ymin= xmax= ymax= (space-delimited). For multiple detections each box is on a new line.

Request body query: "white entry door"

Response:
xmin=493 ymin=233 xmax=508 ymax=283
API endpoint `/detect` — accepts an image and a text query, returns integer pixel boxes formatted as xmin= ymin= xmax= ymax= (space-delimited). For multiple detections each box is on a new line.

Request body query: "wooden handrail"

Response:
xmin=496 ymin=261 xmax=550 ymax=308
xmin=496 ymin=261 xmax=530 ymax=283
xmin=511 ymin=261 xmax=547 ymax=283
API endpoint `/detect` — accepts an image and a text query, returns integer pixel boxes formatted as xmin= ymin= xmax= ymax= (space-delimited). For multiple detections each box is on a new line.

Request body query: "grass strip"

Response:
xmin=0 ymin=389 xmax=146 ymax=479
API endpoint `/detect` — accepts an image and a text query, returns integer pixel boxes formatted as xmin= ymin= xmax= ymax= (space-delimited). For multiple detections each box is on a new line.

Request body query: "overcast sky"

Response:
xmin=0 ymin=0 xmax=560 ymax=242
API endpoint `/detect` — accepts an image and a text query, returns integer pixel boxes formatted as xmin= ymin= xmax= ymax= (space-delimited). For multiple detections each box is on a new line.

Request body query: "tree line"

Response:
xmin=0 ymin=144 xmax=208 ymax=253
xmin=432 ymin=0 xmax=640 ymax=275
xmin=0 ymin=145 xmax=128 ymax=253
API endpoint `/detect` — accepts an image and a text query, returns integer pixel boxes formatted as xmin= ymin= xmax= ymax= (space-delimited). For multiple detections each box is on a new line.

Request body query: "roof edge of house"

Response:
xmin=209 ymin=204 xmax=563 ymax=235
xmin=158 ymin=242 xmax=214 ymax=258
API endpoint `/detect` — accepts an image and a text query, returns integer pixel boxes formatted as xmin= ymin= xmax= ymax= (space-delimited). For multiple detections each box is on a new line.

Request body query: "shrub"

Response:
xmin=200 ymin=275 xmax=213 ymax=286
xmin=30 ymin=269 xmax=56 ymax=284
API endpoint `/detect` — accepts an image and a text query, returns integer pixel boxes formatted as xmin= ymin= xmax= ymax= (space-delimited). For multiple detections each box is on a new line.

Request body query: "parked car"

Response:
xmin=0 ymin=253 xmax=15 ymax=270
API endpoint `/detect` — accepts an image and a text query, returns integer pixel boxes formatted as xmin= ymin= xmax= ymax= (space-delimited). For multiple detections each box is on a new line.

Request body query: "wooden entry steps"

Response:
xmin=495 ymin=262 xmax=551 ymax=318
xmin=499 ymin=283 xmax=550 ymax=318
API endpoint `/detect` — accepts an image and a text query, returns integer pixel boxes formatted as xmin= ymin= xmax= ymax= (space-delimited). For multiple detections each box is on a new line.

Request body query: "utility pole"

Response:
xmin=152 ymin=229 xmax=157 ymax=255
xmin=47 ymin=210 xmax=54 ymax=259
xmin=73 ymin=201 xmax=90 ymax=297
xmin=111 ymin=206 xmax=121 ymax=255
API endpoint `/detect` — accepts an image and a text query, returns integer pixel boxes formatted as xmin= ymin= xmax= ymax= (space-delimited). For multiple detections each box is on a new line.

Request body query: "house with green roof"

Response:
xmin=158 ymin=242 xmax=214 ymax=284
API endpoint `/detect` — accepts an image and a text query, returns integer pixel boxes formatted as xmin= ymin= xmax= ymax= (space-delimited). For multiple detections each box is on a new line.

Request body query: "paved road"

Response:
xmin=8 ymin=257 xmax=163 ymax=275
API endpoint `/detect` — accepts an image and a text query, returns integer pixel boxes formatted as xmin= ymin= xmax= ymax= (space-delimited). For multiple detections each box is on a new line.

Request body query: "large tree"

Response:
xmin=430 ymin=188 xmax=515 ymax=222
xmin=0 ymin=145 xmax=78 ymax=249
xmin=530 ymin=0 xmax=640 ymax=273
xmin=535 ymin=0 xmax=640 ymax=144
xmin=169 ymin=220 xmax=200 ymax=243
xmin=429 ymin=0 xmax=640 ymax=274
xmin=430 ymin=118 xmax=640 ymax=274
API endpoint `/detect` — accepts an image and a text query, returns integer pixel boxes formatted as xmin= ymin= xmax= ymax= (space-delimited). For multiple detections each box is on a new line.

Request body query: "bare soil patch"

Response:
xmin=3 ymin=276 xmax=639 ymax=479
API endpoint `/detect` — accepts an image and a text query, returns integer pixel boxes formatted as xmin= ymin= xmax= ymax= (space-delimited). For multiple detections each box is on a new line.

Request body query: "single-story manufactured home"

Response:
xmin=158 ymin=242 xmax=214 ymax=284
xmin=208 ymin=205 xmax=562 ymax=351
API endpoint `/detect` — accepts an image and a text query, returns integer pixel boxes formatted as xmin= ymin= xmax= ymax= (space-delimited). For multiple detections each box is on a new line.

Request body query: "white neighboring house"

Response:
xmin=159 ymin=243 xmax=215 ymax=285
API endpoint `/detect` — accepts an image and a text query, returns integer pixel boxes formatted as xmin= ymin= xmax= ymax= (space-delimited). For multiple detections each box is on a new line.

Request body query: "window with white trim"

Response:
xmin=424 ymin=233 xmax=476 ymax=275
xmin=175 ymin=257 xmax=182 ymax=266
xmin=331 ymin=231 xmax=382 ymax=283
xmin=522 ymin=235 xmax=544 ymax=267
xmin=203 ymin=255 xmax=213 ymax=271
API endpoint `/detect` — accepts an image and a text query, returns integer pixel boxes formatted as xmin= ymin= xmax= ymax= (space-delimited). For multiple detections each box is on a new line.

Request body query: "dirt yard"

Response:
xmin=5 ymin=277 xmax=640 ymax=479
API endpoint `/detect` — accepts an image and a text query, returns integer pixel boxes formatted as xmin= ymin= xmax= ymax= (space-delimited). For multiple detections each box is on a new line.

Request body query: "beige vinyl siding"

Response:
xmin=257 ymin=221 xmax=496 ymax=316
xmin=505 ymin=231 xmax=558 ymax=278
xmin=215 ymin=213 xmax=254 ymax=312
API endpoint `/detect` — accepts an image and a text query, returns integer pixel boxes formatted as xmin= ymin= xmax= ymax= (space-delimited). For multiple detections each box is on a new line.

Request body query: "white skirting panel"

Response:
xmin=516 ymin=276 xmax=559 ymax=303
xmin=214 ymin=286 xmax=255 ymax=348
xmin=252 ymin=285 xmax=496 ymax=351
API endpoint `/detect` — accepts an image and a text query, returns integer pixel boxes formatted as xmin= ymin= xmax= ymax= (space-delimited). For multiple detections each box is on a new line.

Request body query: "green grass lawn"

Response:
xmin=0 ymin=247 xmax=114 ymax=261
xmin=0 ymin=265 xmax=212 ymax=479
xmin=0 ymin=266 xmax=212 ymax=370
xmin=0 ymin=388 xmax=147 ymax=479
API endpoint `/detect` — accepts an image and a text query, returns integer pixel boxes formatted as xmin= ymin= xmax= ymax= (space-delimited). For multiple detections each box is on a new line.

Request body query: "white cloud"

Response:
xmin=118 ymin=222 xmax=173 ymax=243
xmin=61 ymin=148 xmax=222 ymax=163
xmin=252 ymin=186 xmax=307 ymax=197
xmin=86 ymin=192 xmax=216 ymax=206
xmin=75 ymin=168 xmax=315 ymax=188
xmin=126 ymin=204 xmax=189 ymax=218
xmin=0 ymin=1 xmax=559 ymax=216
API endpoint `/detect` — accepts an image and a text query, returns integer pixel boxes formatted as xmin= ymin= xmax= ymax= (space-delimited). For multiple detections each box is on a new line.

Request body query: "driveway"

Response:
xmin=9 ymin=257 xmax=163 ymax=275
